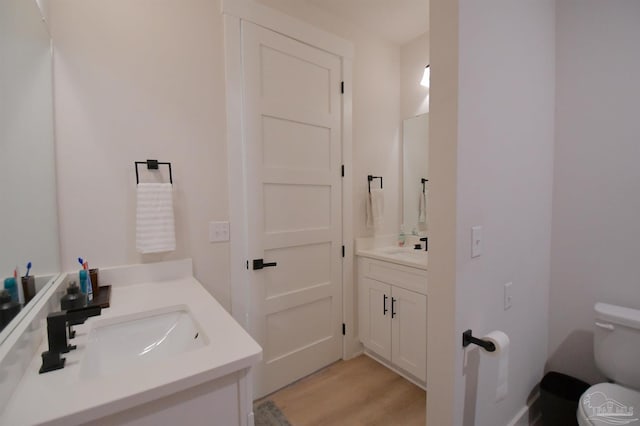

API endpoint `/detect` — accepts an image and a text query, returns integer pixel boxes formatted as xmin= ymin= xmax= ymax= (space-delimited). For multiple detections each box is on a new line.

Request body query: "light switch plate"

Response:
xmin=471 ymin=226 xmax=483 ymax=258
xmin=504 ymin=282 xmax=513 ymax=310
xmin=209 ymin=221 xmax=230 ymax=242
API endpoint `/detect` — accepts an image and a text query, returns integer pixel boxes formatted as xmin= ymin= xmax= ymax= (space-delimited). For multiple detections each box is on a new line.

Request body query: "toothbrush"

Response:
xmin=78 ymin=257 xmax=84 ymax=268
xmin=25 ymin=262 xmax=31 ymax=278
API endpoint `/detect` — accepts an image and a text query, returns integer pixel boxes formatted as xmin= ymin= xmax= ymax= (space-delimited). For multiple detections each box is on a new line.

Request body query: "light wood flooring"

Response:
xmin=257 ymin=355 xmax=426 ymax=426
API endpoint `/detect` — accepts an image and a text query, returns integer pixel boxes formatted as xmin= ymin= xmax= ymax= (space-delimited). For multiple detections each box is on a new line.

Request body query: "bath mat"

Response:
xmin=254 ymin=400 xmax=292 ymax=426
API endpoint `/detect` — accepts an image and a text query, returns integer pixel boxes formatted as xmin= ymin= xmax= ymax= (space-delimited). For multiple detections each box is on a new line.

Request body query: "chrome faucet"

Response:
xmin=39 ymin=305 xmax=101 ymax=374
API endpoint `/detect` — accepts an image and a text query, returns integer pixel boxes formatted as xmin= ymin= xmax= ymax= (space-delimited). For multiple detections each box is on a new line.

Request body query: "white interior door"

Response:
xmin=242 ymin=21 xmax=343 ymax=398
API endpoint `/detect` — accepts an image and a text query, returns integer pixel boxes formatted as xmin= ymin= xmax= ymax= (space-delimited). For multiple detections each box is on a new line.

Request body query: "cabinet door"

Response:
xmin=359 ymin=277 xmax=391 ymax=360
xmin=391 ymin=286 xmax=427 ymax=382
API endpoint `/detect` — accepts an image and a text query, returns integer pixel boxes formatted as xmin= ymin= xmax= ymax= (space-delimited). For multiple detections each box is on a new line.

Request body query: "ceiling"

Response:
xmin=305 ymin=0 xmax=428 ymax=45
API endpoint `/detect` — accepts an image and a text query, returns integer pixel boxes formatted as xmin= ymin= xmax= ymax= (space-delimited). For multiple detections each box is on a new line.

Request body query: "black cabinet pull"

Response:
xmin=391 ymin=297 xmax=397 ymax=318
xmin=383 ymin=294 xmax=388 ymax=315
xmin=253 ymin=259 xmax=277 ymax=270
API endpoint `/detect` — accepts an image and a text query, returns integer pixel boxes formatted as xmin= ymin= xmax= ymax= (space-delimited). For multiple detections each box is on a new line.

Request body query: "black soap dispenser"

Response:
xmin=0 ymin=289 xmax=21 ymax=331
xmin=61 ymin=281 xmax=86 ymax=310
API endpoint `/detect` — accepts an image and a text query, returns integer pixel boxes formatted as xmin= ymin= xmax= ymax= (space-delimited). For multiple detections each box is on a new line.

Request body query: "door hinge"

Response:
xmin=342 ymin=323 xmax=346 ymax=335
xmin=341 ymin=81 xmax=344 ymax=94
xmin=341 ymin=164 xmax=344 ymax=177
xmin=342 ymin=245 xmax=345 ymax=257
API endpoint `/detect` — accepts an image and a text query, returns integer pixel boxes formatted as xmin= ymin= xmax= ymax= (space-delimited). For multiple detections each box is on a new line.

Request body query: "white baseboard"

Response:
xmin=507 ymin=392 xmax=541 ymax=426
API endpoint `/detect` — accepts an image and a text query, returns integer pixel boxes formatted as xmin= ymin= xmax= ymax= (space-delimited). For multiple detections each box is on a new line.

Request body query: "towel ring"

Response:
xmin=135 ymin=160 xmax=173 ymax=185
xmin=368 ymin=175 xmax=383 ymax=193
xmin=421 ymin=178 xmax=428 ymax=194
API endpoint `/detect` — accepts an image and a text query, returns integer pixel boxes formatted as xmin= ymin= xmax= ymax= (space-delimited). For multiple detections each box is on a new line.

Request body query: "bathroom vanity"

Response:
xmin=356 ymin=238 xmax=427 ymax=389
xmin=0 ymin=259 xmax=261 ymax=426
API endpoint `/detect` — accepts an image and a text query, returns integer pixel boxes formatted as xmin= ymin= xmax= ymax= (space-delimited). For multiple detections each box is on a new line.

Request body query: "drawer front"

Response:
xmin=358 ymin=257 xmax=427 ymax=295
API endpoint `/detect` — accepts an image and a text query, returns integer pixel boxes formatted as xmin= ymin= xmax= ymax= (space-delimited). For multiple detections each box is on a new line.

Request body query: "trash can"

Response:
xmin=540 ymin=372 xmax=590 ymax=426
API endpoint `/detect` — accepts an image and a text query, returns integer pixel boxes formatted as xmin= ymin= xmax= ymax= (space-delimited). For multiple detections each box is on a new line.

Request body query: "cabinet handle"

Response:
xmin=383 ymin=294 xmax=388 ymax=315
xmin=391 ymin=297 xmax=396 ymax=318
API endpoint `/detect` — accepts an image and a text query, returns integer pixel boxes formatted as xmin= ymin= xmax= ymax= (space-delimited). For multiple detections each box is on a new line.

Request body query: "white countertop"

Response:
xmin=356 ymin=246 xmax=428 ymax=270
xmin=0 ymin=276 xmax=262 ymax=426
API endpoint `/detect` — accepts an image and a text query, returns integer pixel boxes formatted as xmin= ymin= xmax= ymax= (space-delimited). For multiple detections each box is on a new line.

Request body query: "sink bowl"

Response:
xmin=80 ymin=308 xmax=207 ymax=379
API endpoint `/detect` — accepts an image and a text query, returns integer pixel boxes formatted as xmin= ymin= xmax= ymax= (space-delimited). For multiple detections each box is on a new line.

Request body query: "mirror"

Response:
xmin=0 ymin=0 xmax=60 ymax=343
xmin=402 ymin=113 xmax=429 ymax=233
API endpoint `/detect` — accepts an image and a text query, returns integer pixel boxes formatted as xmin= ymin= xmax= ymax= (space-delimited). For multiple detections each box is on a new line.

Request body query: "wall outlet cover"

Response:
xmin=504 ymin=282 xmax=513 ymax=310
xmin=471 ymin=226 xmax=483 ymax=258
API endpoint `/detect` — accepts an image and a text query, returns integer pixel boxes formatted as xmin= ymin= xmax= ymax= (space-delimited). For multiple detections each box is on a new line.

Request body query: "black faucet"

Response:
xmin=420 ymin=237 xmax=428 ymax=251
xmin=39 ymin=305 xmax=102 ymax=374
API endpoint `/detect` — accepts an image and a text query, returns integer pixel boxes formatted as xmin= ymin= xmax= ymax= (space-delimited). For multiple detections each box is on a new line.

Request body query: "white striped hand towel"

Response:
xmin=136 ymin=183 xmax=176 ymax=254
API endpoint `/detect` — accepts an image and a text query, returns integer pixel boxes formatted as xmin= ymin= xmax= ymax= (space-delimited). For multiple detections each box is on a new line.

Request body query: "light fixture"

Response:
xmin=420 ymin=65 xmax=430 ymax=88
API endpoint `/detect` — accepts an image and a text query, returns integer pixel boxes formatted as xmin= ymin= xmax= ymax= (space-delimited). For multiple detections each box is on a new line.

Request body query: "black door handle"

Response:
xmin=391 ymin=297 xmax=397 ymax=318
xmin=253 ymin=259 xmax=277 ymax=270
xmin=383 ymin=294 xmax=388 ymax=315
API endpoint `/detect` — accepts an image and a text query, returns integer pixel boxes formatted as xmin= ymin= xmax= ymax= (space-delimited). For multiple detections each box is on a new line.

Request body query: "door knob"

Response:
xmin=253 ymin=259 xmax=277 ymax=270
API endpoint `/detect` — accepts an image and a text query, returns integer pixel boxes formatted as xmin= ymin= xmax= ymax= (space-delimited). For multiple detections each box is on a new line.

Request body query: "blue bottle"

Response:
xmin=79 ymin=269 xmax=88 ymax=294
xmin=4 ymin=278 xmax=18 ymax=303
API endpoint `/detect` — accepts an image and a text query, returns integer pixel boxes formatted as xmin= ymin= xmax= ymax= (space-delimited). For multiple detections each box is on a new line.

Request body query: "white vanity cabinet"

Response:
xmin=358 ymin=256 xmax=427 ymax=386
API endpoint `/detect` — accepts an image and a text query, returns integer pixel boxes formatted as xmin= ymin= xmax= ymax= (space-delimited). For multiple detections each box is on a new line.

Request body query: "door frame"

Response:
xmin=221 ymin=0 xmax=358 ymax=360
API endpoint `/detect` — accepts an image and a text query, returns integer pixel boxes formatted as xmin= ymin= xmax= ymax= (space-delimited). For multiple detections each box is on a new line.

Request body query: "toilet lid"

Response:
xmin=578 ymin=383 xmax=640 ymax=425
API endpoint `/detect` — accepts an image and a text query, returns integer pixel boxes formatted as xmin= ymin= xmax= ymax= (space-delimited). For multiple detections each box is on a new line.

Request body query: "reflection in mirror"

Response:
xmin=0 ymin=0 xmax=60 ymax=343
xmin=402 ymin=113 xmax=429 ymax=233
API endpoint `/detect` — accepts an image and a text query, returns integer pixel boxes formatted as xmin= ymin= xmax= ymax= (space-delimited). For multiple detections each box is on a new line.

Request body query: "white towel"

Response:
xmin=366 ymin=188 xmax=384 ymax=231
xmin=418 ymin=189 xmax=427 ymax=225
xmin=136 ymin=183 xmax=176 ymax=254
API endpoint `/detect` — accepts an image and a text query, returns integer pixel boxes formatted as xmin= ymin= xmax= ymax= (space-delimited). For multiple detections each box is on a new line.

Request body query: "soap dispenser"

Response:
xmin=61 ymin=281 xmax=86 ymax=310
xmin=0 ymin=289 xmax=21 ymax=331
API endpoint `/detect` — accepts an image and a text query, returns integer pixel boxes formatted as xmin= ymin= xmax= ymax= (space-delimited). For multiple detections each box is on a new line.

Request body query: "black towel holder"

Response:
xmin=368 ymin=175 xmax=383 ymax=193
xmin=421 ymin=178 xmax=429 ymax=194
xmin=135 ymin=160 xmax=173 ymax=185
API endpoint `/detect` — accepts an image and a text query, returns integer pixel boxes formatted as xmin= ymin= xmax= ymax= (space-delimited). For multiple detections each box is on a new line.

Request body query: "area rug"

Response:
xmin=254 ymin=400 xmax=292 ymax=426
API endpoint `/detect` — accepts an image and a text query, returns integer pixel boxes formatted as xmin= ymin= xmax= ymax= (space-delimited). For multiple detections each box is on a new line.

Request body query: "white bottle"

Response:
xmin=398 ymin=225 xmax=406 ymax=247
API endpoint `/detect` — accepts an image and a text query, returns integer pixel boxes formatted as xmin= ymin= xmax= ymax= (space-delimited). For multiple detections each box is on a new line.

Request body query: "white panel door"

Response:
xmin=391 ymin=286 xmax=427 ymax=382
xmin=360 ymin=277 xmax=392 ymax=360
xmin=242 ymin=21 xmax=343 ymax=398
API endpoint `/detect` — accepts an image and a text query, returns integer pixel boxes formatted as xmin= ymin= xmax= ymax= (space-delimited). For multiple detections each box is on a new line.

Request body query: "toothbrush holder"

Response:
xmin=21 ymin=276 xmax=36 ymax=305
xmin=89 ymin=268 xmax=99 ymax=295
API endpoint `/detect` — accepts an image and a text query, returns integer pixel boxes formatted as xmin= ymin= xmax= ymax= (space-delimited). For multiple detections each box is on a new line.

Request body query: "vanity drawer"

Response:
xmin=358 ymin=257 xmax=427 ymax=295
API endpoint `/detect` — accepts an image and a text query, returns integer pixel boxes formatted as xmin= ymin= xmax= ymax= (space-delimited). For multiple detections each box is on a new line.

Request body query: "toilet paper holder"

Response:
xmin=462 ymin=329 xmax=496 ymax=352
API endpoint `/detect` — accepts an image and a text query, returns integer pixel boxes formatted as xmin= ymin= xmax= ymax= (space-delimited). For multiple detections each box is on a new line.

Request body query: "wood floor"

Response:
xmin=257 ymin=355 xmax=426 ymax=426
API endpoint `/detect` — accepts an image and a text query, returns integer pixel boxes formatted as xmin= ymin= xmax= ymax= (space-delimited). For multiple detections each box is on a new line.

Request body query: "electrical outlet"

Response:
xmin=209 ymin=221 xmax=230 ymax=242
xmin=471 ymin=226 xmax=483 ymax=258
xmin=504 ymin=282 xmax=513 ymax=310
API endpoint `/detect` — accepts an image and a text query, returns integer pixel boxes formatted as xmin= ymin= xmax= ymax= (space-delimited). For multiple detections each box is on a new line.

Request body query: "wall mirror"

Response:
xmin=402 ymin=113 xmax=429 ymax=233
xmin=0 ymin=0 xmax=60 ymax=344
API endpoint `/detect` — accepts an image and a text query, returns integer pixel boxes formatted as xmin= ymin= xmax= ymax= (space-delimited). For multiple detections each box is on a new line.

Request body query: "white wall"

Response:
xmin=548 ymin=0 xmax=640 ymax=384
xmin=400 ymin=32 xmax=430 ymax=120
xmin=428 ymin=0 xmax=556 ymax=424
xmin=454 ymin=1 xmax=556 ymax=424
xmin=49 ymin=0 xmax=232 ymax=308
xmin=256 ymin=0 xmax=403 ymax=239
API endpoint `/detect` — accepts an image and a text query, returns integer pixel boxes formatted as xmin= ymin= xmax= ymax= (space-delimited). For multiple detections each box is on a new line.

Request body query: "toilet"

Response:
xmin=577 ymin=303 xmax=640 ymax=425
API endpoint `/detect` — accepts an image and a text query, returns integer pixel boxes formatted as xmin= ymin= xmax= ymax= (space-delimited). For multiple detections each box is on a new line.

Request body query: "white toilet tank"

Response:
xmin=594 ymin=303 xmax=640 ymax=389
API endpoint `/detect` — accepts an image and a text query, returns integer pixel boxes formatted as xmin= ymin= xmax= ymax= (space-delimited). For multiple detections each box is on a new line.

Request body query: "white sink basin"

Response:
xmin=80 ymin=308 xmax=207 ymax=379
